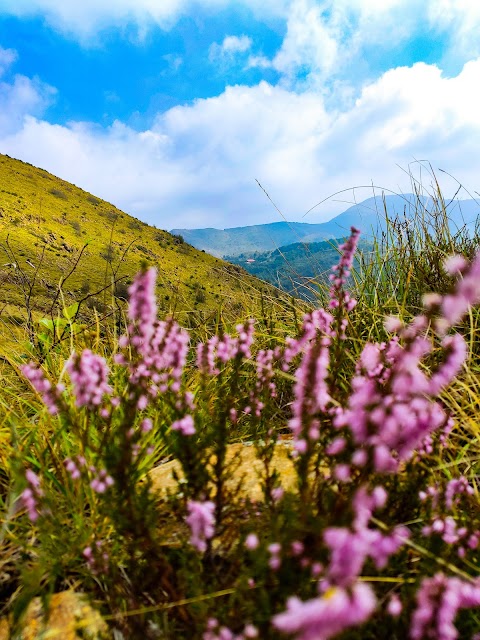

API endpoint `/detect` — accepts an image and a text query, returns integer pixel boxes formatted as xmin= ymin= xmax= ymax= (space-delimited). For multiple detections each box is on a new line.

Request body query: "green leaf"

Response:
xmin=38 ymin=318 xmax=54 ymax=331
xmin=63 ymin=302 xmax=79 ymax=321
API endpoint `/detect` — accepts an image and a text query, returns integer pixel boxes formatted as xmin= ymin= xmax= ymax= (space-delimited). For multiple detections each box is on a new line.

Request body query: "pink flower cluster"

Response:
xmin=118 ymin=268 xmax=190 ymax=403
xmin=439 ymin=252 xmax=480 ymax=331
xmin=273 ymin=582 xmax=376 ymax=640
xmin=67 ymin=350 xmax=112 ymax=409
xmin=20 ymin=469 xmax=43 ymax=522
xmin=89 ymin=467 xmax=114 ymax=494
xmin=334 ymin=320 xmax=466 ymax=473
xmin=273 ymin=485 xmax=408 ymax=639
xmin=328 ymin=227 xmax=360 ymax=318
xmin=420 ymin=477 xmax=479 ymax=556
xmin=171 ymin=414 xmax=196 ymax=436
xmin=186 ymin=500 xmax=216 ymax=553
xmin=285 ymin=309 xmax=334 ymax=453
xmin=203 ymin=619 xmax=258 ymax=640
xmin=83 ymin=540 xmax=109 ymax=575
xmin=64 ymin=455 xmax=86 ymax=480
xmin=21 ymin=363 xmax=62 ymax=414
xmin=126 ymin=265 xmax=158 ymax=353
xmin=196 ymin=320 xmax=255 ymax=375
xmin=323 ymin=486 xmax=408 ymax=590
xmin=411 ymin=573 xmax=480 ymax=640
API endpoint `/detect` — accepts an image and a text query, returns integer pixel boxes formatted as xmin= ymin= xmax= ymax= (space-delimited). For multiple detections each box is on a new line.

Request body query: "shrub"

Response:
xmin=128 ymin=220 xmax=143 ymax=231
xmin=69 ymin=220 xmax=82 ymax=236
xmin=171 ymin=233 xmax=185 ymax=245
xmin=6 ymin=225 xmax=480 ymax=638
xmin=49 ymin=188 xmax=68 ymax=200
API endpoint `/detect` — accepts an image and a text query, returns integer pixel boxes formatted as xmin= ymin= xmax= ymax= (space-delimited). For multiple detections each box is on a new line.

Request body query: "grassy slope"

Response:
xmin=0 ymin=154 xmax=289 ymax=345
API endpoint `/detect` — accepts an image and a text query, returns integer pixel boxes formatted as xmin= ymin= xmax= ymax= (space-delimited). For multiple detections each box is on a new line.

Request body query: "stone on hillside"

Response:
xmin=149 ymin=441 xmax=297 ymax=502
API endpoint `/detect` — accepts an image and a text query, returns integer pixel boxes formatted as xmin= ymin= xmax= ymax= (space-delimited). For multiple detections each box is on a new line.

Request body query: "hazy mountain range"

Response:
xmin=172 ymin=194 xmax=480 ymax=258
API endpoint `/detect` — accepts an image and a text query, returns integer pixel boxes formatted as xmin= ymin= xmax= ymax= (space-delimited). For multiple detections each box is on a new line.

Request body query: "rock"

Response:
xmin=149 ymin=441 xmax=297 ymax=502
xmin=0 ymin=590 xmax=107 ymax=640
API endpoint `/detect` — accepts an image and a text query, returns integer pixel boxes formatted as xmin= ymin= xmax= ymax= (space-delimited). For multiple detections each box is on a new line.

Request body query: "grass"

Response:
xmin=1 ymin=163 xmax=480 ymax=639
xmin=0 ymin=154 xmax=295 ymax=356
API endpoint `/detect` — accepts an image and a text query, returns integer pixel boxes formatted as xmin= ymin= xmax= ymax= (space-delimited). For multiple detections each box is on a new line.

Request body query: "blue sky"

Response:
xmin=0 ymin=1 xmax=479 ymax=230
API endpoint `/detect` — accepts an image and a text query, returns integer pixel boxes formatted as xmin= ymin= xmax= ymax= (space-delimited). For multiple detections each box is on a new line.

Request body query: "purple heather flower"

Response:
xmin=171 ymin=414 xmax=195 ymax=436
xmin=428 ymin=334 xmax=467 ymax=395
xmin=287 ymin=309 xmax=333 ymax=450
xmin=21 ymin=469 xmax=43 ymax=522
xmin=326 ymin=437 xmax=346 ymax=456
xmin=141 ymin=418 xmax=153 ymax=433
xmin=64 ymin=458 xmax=81 ymax=480
xmin=444 ymin=254 xmax=468 ymax=275
xmin=90 ymin=468 xmax=114 ymax=494
xmin=411 ymin=573 xmax=480 ymax=640
xmin=438 ymin=252 xmax=480 ymax=331
xmin=127 ymin=267 xmax=157 ymax=351
xmin=186 ymin=500 xmax=215 ymax=553
xmin=271 ymin=487 xmax=284 ymax=502
xmin=67 ymin=350 xmax=112 ymax=409
xmin=273 ymin=582 xmax=376 ymax=640
xmin=445 ymin=476 xmax=474 ymax=510
xmin=327 ymin=227 xmax=360 ymax=317
xmin=197 ymin=321 xmax=255 ymax=376
xmin=121 ymin=269 xmax=191 ymax=399
xmin=333 ymin=464 xmax=351 ymax=482
xmin=323 ymin=486 xmax=408 ymax=589
xmin=245 ymin=533 xmax=259 ymax=550
xmin=197 ymin=336 xmax=220 ymax=375
xmin=334 ymin=323 xmax=455 ymax=472
xmin=387 ymin=594 xmax=402 ymax=617
xmin=291 ymin=541 xmax=304 ymax=556
xmin=21 ymin=362 xmax=61 ymax=414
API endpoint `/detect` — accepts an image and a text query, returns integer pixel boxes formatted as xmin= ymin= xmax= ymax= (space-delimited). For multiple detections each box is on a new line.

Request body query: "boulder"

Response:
xmin=149 ymin=441 xmax=297 ymax=502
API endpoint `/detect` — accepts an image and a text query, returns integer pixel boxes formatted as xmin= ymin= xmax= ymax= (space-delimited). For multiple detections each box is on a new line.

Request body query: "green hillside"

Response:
xmin=226 ymin=238 xmax=372 ymax=301
xmin=0 ymin=154 xmax=286 ymax=348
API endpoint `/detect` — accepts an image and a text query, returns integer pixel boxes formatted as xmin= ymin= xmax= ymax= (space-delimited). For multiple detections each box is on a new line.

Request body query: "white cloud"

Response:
xmin=427 ymin=0 xmax=480 ymax=60
xmin=0 ymin=0 xmax=479 ymax=86
xmin=0 ymin=73 xmax=56 ymax=135
xmin=162 ymin=53 xmax=183 ymax=73
xmin=0 ymin=46 xmax=17 ymax=77
xmin=0 ymin=0 xmax=287 ymax=42
xmin=245 ymin=0 xmax=480 ymax=88
xmin=222 ymin=35 xmax=252 ymax=54
xmin=209 ymin=35 xmax=253 ymax=63
xmin=269 ymin=0 xmax=339 ymax=81
xmin=1 ymin=58 xmax=479 ymax=229
xmin=0 ymin=0 xmax=188 ymax=41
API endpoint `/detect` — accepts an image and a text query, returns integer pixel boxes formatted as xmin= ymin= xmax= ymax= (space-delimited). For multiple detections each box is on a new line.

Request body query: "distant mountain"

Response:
xmin=172 ymin=194 xmax=480 ymax=258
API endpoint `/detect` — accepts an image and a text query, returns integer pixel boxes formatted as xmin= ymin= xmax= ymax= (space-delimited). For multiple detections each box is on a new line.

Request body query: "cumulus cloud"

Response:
xmin=1 ymin=57 xmax=479 ymax=229
xmin=245 ymin=0 xmax=480 ymax=88
xmin=0 ymin=72 xmax=56 ymax=136
xmin=427 ymin=0 xmax=480 ymax=60
xmin=0 ymin=0 xmax=288 ymax=42
xmin=0 ymin=0 xmax=187 ymax=41
xmin=209 ymin=35 xmax=253 ymax=64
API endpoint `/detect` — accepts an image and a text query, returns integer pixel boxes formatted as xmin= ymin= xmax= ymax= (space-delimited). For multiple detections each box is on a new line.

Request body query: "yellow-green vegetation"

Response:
xmin=2 ymin=167 xmax=480 ymax=639
xmin=0 ymin=153 xmax=293 ymax=354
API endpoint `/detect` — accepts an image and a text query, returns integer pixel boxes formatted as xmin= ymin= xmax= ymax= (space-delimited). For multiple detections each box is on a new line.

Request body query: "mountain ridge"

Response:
xmin=172 ymin=194 xmax=480 ymax=257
